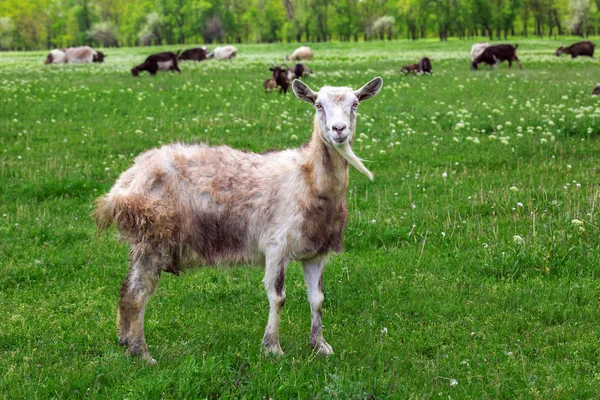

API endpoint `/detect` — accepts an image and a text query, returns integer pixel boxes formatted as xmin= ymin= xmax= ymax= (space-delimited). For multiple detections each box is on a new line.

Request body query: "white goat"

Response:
xmin=471 ymin=42 xmax=490 ymax=62
xmin=45 ymin=49 xmax=67 ymax=64
xmin=286 ymin=46 xmax=313 ymax=61
xmin=46 ymin=46 xmax=105 ymax=64
xmin=207 ymin=45 xmax=238 ymax=60
xmin=94 ymin=77 xmax=383 ymax=364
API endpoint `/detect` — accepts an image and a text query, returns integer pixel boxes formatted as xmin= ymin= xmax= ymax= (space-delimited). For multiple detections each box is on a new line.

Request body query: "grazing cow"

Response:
xmin=472 ymin=44 xmax=523 ymax=70
xmin=555 ymin=41 xmax=595 ymax=58
xmin=179 ymin=47 xmax=209 ymax=62
xmin=132 ymin=51 xmax=181 ymax=77
xmin=94 ymin=77 xmax=384 ymax=364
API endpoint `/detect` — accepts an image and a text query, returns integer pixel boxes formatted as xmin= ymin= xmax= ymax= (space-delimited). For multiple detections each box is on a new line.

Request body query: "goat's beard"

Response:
xmin=334 ymin=141 xmax=374 ymax=181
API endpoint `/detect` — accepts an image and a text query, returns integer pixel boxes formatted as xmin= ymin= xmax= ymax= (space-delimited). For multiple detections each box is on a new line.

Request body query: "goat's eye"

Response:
xmin=352 ymin=102 xmax=359 ymax=108
xmin=315 ymin=103 xmax=322 ymax=109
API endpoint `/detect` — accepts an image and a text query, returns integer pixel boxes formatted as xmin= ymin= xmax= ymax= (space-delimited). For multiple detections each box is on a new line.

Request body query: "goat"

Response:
xmin=592 ymin=85 xmax=600 ymax=96
xmin=94 ymin=77 xmax=383 ymax=365
xmin=132 ymin=51 xmax=181 ymax=77
xmin=400 ymin=63 xmax=418 ymax=74
xmin=291 ymin=63 xmax=312 ymax=79
xmin=418 ymin=57 xmax=432 ymax=73
xmin=263 ymin=78 xmax=277 ymax=93
xmin=45 ymin=46 xmax=105 ymax=64
xmin=555 ymin=41 xmax=595 ymax=58
xmin=400 ymin=57 xmax=432 ymax=74
xmin=269 ymin=64 xmax=290 ymax=94
xmin=472 ymin=44 xmax=523 ymax=70
xmin=66 ymin=46 xmax=105 ymax=63
xmin=207 ymin=45 xmax=237 ymax=60
xmin=179 ymin=47 xmax=209 ymax=62
xmin=45 ymin=49 xmax=67 ymax=64
xmin=471 ymin=42 xmax=490 ymax=63
xmin=286 ymin=46 xmax=313 ymax=61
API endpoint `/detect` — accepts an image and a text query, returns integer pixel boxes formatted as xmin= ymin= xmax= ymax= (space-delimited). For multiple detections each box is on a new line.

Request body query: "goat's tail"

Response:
xmin=93 ymin=192 xmax=180 ymax=242
xmin=93 ymin=194 xmax=116 ymax=233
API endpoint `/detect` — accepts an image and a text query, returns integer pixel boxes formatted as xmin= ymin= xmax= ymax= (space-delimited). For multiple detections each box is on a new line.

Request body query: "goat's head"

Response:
xmin=93 ymin=51 xmax=106 ymax=63
xmin=131 ymin=67 xmax=140 ymax=77
xmin=293 ymin=77 xmax=383 ymax=180
xmin=269 ymin=64 xmax=281 ymax=75
xmin=555 ymin=46 xmax=565 ymax=57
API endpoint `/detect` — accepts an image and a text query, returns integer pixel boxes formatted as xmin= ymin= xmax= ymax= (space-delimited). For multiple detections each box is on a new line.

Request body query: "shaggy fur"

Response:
xmin=95 ymin=77 xmax=383 ymax=364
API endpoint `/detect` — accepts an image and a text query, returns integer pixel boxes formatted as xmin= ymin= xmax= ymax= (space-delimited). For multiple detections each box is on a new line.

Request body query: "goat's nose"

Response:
xmin=332 ymin=123 xmax=347 ymax=133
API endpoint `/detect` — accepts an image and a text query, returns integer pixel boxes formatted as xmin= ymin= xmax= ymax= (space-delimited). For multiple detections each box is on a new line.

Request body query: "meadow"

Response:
xmin=1 ymin=38 xmax=600 ymax=398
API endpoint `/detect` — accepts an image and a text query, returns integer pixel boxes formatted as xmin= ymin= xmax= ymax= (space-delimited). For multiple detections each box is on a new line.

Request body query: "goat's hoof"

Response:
xmin=264 ymin=343 xmax=284 ymax=357
xmin=117 ymin=336 xmax=128 ymax=347
xmin=144 ymin=356 xmax=157 ymax=366
xmin=313 ymin=340 xmax=334 ymax=356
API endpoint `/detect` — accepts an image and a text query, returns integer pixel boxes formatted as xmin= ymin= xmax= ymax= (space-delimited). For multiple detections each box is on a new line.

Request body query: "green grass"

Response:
xmin=1 ymin=38 xmax=600 ymax=398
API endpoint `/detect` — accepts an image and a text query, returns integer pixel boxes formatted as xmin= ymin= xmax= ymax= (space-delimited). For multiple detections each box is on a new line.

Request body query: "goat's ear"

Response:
xmin=355 ymin=77 xmax=383 ymax=102
xmin=293 ymin=79 xmax=317 ymax=104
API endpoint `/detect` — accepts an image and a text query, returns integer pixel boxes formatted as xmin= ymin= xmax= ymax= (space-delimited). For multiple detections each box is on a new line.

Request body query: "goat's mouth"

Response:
xmin=332 ymin=135 xmax=348 ymax=144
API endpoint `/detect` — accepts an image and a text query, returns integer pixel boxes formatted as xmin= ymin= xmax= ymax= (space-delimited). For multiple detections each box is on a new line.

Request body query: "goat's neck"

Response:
xmin=301 ymin=116 xmax=349 ymax=197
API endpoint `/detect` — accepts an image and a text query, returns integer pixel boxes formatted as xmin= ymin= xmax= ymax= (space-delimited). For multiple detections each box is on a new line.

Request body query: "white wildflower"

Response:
xmin=513 ymin=235 xmax=525 ymax=245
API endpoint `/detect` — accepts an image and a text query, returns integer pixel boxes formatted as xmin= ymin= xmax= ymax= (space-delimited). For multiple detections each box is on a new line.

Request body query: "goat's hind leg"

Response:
xmin=117 ymin=245 xmax=163 ymax=365
xmin=514 ymin=56 xmax=523 ymax=70
xmin=302 ymin=257 xmax=333 ymax=355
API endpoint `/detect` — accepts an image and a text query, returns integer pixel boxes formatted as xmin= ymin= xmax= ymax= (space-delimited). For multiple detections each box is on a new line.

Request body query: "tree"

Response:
xmin=567 ymin=0 xmax=591 ymax=35
xmin=138 ymin=12 xmax=164 ymax=45
xmin=0 ymin=17 xmax=15 ymax=49
xmin=88 ymin=20 xmax=119 ymax=46
xmin=372 ymin=15 xmax=395 ymax=39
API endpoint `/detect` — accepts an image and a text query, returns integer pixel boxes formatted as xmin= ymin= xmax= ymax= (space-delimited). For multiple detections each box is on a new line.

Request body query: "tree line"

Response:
xmin=0 ymin=0 xmax=599 ymax=50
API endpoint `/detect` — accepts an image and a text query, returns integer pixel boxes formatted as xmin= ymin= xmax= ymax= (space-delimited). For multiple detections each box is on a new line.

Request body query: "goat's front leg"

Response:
xmin=262 ymin=256 xmax=288 ymax=356
xmin=302 ymin=257 xmax=333 ymax=355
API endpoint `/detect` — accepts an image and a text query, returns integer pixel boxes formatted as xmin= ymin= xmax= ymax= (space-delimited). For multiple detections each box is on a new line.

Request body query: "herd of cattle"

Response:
xmin=44 ymin=41 xmax=598 ymax=94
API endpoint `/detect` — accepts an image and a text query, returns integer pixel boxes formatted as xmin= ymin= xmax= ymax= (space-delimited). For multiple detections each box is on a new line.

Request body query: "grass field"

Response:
xmin=1 ymin=38 xmax=600 ymax=398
